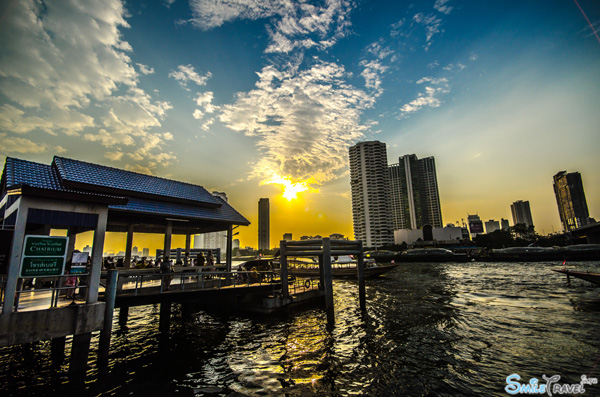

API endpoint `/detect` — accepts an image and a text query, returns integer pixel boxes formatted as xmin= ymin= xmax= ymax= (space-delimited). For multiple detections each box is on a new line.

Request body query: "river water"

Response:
xmin=1 ymin=261 xmax=599 ymax=396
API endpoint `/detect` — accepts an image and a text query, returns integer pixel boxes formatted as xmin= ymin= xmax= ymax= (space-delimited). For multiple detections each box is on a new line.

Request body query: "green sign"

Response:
xmin=21 ymin=257 xmax=65 ymax=277
xmin=23 ymin=236 xmax=67 ymax=257
xmin=20 ymin=235 xmax=69 ymax=278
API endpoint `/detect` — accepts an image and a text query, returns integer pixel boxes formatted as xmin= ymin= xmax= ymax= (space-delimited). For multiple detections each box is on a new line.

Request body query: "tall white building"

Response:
xmin=349 ymin=141 xmax=394 ymax=247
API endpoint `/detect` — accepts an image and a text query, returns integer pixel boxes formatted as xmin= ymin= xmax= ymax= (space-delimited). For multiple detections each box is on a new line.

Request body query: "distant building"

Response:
xmin=194 ymin=192 xmax=230 ymax=253
xmin=388 ymin=154 xmax=442 ymax=230
xmin=501 ymin=218 xmax=510 ymax=231
xmin=258 ymin=198 xmax=270 ymax=250
xmin=329 ymin=233 xmax=345 ymax=240
xmin=553 ymin=171 xmax=590 ymax=232
xmin=485 ymin=220 xmax=500 ymax=234
xmin=283 ymin=233 xmax=292 ymax=241
xmin=142 ymin=247 xmax=149 ymax=257
xmin=467 ymin=214 xmax=484 ymax=237
xmin=233 ymin=239 xmax=240 ymax=250
xmin=394 ymin=225 xmax=463 ymax=245
xmin=132 ymin=246 xmax=139 ymax=256
xmin=349 ymin=141 xmax=394 ymax=247
xmin=511 ymin=200 xmax=534 ymax=228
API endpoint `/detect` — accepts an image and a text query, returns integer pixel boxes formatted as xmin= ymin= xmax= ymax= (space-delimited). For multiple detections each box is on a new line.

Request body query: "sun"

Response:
xmin=267 ymin=176 xmax=311 ymax=201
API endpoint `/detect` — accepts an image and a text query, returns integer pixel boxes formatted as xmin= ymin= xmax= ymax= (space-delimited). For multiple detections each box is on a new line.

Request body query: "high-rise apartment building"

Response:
xmin=349 ymin=141 xmax=394 ymax=247
xmin=510 ymin=200 xmax=534 ymax=228
xmin=553 ymin=171 xmax=590 ymax=231
xmin=258 ymin=198 xmax=270 ymax=250
xmin=388 ymin=154 xmax=442 ymax=230
xmin=501 ymin=218 xmax=510 ymax=231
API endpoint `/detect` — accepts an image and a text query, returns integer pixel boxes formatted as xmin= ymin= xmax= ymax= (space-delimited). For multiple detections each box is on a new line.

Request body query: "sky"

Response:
xmin=1 ymin=0 xmax=599 ymax=252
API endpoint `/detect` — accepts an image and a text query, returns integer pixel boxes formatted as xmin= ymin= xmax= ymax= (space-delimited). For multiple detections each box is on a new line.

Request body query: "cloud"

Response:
xmin=0 ymin=133 xmax=49 ymax=154
xmin=413 ymin=13 xmax=443 ymax=45
xmin=359 ymin=60 xmax=388 ymax=95
xmin=219 ymin=60 xmax=376 ymax=185
xmin=433 ymin=0 xmax=453 ymax=15
xmin=188 ymin=0 xmax=353 ymax=54
xmin=399 ymin=76 xmax=450 ymax=117
xmin=0 ymin=0 xmax=175 ymax=171
xmin=169 ymin=65 xmax=212 ymax=88
xmin=137 ymin=63 xmax=155 ymax=75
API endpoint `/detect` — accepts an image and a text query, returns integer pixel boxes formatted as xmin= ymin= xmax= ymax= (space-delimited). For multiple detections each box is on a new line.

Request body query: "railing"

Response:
xmin=0 ymin=273 xmax=89 ymax=312
xmin=0 ymin=269 xmax=322 ymax=312
xmin=107 ymin=269 xmax=285 ymax=297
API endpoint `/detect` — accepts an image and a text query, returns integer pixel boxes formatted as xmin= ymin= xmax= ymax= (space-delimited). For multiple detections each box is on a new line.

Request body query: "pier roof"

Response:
xmin=1 ymin=156 xmax=250 ymax=231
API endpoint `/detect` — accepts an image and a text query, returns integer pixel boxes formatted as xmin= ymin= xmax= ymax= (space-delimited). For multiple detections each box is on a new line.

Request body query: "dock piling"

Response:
xmin=98 ymin=269 xmax=118 ymax=364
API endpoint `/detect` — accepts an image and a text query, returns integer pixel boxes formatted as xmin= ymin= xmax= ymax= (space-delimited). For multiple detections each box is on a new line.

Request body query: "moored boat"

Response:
xmin=552 ymin=269 xmax=600 ymax=287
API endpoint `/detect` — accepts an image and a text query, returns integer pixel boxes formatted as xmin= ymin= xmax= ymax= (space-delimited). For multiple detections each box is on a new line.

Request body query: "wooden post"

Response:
xmin=357 ymin=240 xmax=366 ymax=311
xmin=280 ymin=241 xmax=289 ymax=300
xmin=322 ymin=238 xmax=334 ymax=324
xmin=98 ymin=269 xmax=118 ymax=364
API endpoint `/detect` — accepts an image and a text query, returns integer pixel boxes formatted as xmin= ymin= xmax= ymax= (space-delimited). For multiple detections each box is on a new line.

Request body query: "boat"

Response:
xmin=396 ymin=248 xmax=469 ymax=262
xmin=552 ymin=269 xmax=600 ymax=287
xmin=258 ymin=256 xmax=398 ymax=279
xmin=287 ymin=263 xmax=399 ymax=279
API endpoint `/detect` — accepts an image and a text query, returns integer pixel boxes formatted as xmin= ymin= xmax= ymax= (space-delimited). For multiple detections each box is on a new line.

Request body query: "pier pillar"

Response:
xmin=125 ymin=225 xmax=134 ymax=268
xmin=185 ymin=232 xmax=191 ymax=266
xmin=69 ymin=332 xmax=92 ymax=380
xmin=51 ymin=336 xmax=66 ymax=364
xmin=280 ymin=241 xmax=289 ymax=300
xmin=322 ymin=238 xmax=334 ymax=324
xmin=357 ymin=240 xmax=366 ymax=311
xmin=159 ymin=302 xmax=171 ymax=333
xmin=119 ymin=306 xmax=129 ymax=327
xmin=98 ymin=269 xmax=118 ymax=364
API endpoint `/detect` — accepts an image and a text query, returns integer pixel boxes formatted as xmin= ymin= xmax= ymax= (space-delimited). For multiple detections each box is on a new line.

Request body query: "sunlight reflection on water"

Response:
xmin=1 ymin=261 xmax=599 ymax=396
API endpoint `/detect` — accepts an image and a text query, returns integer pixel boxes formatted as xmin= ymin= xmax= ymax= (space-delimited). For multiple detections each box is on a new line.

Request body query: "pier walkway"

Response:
xmin=5 ymin=268 xmax=320 ymax=313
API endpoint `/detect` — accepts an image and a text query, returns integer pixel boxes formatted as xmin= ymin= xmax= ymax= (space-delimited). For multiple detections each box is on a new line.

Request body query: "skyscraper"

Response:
xmin=388 ymin=154 xmax=442 ymax=230
xmin=258 ymin=198 xmax=270 ymax=250
xmin=349 ymin=141 xmax=394 ymax=247
xmin=510 ymin=200 xmax=534 ymax=228
xmin=553 ymin=171 xmax=590 ymax=231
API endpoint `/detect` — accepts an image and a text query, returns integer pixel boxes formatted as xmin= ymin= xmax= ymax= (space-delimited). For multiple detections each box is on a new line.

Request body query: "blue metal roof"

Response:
xmin=3 ymin=158 xmax=62 ymax=190
xmin=53 ymin=156 xmax=219 ymax=206
xmin=1 ymin=156 xmax=250 ymax=226
xmin=110 ymin=196 xmax=249 ymax=225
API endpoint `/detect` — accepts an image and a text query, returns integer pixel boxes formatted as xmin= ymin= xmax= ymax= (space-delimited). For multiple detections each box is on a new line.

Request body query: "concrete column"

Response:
xmin=69 ymin=332 xmax=92 ymax=380
xmin=124 ymin=225 xmax=134 ymax=268
xmin=159 ymin=301 xmax=171 ymax=333
xmin=226 ymin=225 xmax=233 ymax=272
xmin=98 ymin=269 xmax=118 ymax=364
xmin=322 ymin=238 xmax=334 ymax=324
xmin=163 ymin=221 xmax=172 ymax=264
xmin=3 ymin=197 xmax=28 ymax=314
xmin=119 ymin=306 xmax=129 ymax=327
xmin=280 ymin=241 xmax=289 ymax=299
xmin=87 ymin=207 xmax=108 ymax=304
xmin=184 ymin=232 xmax=191 ymax=266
